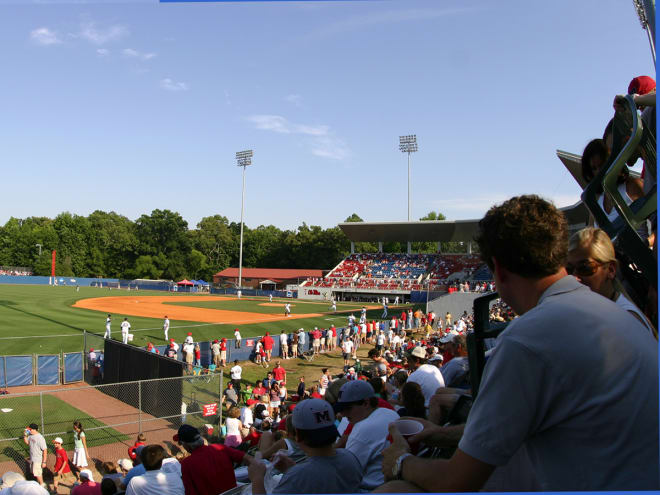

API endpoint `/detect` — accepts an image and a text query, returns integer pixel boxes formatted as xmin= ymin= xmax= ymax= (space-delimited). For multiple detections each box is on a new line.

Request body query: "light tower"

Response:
xmin=235 ymin=150 xmax=253 ymax=290
xmin=399 ymin=135 xmax=418 ymax=221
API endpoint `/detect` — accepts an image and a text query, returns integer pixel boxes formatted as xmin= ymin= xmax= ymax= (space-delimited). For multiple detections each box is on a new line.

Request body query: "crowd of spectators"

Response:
xmin=305 ymin=253 xmax=490 ymax=292
xmin=0 ymin=266 xmax=33 ymax=276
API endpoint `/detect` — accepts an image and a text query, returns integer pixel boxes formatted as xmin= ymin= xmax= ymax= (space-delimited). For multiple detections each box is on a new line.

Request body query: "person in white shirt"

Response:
xmin=234 ymin=328 xmax=241 ymax=348
xmin=163 ymin=317 xmax=170 ymax=341
xmin=120 ymin=318 xmax=131 ymax=345
xmin=230 ymin=360 xmax=242 ymax=390
xmin=335 ymin=381 xmax=400 ymax=491
xmin=104 ymin=315 xmax=112 ymax=339
xmin=341 ymin=339 xmax=354 ymax=367
xmin=182 ymin=342 xmax=195 ymax=372
xmin=269 ymin=293 xmax=273 ymax=303
xmin=184 ymin=333 xmax=194 ymax=345
xmin=279 ymin=331 xmax=289 ymax=359
xmin=407 ymin=346 xmax=445 ymax=406
xmin=126 ymin=445 xmax=184 ymax=495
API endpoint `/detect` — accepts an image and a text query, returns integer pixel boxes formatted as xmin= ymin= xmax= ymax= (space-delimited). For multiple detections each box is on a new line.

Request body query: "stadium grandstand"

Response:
xmin=300 ymin=203 xmax=589 ymax=302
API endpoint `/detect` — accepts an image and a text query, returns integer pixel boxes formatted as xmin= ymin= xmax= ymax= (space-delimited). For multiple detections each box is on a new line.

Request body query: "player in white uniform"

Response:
xmin=104 ymin=314 xmax=112 ymax=339
xmin=163 ymin=316 xmax=170 ymax=341
xmin=330 ymin=299 xmax=337 ymax=313
xmin=269 ymin=293 xmax=273 ymax=303
xmin=382 ymin=302 xmax=388 ymax=319
xmin=120 ymin=318 xmax=131 ymax=344
xmin=394 ymin=296 xmax=399 ymax=305
xmin=284 ymin=303 xmax=291 ymax=317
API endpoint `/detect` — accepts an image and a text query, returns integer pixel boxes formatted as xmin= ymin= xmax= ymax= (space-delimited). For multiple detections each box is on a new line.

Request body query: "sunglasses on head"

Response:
xmin=566 ymin=260 xmax=605 ymax=277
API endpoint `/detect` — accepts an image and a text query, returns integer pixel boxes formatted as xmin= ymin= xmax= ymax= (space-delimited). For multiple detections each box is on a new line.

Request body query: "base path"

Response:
xmin=73 ymin=296 xmax=323 ymax=324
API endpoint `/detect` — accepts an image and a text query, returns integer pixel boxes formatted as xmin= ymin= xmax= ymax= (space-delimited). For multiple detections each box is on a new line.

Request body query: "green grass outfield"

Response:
xmin=0 ymin=393 xmax=129 ymax=462
xmin=0 ymin=285 xmax=420 ymax=355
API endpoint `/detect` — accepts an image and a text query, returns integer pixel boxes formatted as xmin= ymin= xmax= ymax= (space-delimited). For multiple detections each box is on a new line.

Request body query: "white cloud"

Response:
xmin=224 ymin=90 xmax=231 ymax=106
xmin=122 ymin=48 xmax=156 ymax=60
xmin=30 ymin=27 xmax=62 ymax=45
xmin=311 ymin=136 xmax=350 ymax=160
xmin=247 ymin=114 xmax=349 ymax=160
xmin=430 ymin=193 xmax=581 ymax=219
xmin=285 ymin=94 xmax=303 ymax=107
xmin=160 ymin=78 xmax=189 ymax=92
xmin=96 ymin=48 xmax=109 ymax=56
xmin=247 ymin=115 xmax=291 ymax=134
xmin=77 ymin=20 xmax=127 ymax=44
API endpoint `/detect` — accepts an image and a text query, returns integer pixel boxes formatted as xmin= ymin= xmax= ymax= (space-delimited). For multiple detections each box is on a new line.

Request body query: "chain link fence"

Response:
xmin=0 ymin=373 xmax=222 ymax=468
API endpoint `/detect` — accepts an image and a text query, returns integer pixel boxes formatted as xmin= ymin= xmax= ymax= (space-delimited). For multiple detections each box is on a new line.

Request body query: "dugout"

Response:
xmin=101 ymin=338 xmax=185 ymax=420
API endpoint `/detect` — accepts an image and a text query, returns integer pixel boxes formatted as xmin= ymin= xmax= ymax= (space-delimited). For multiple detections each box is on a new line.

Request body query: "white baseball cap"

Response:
xmin=53 ymin=437 xmax=63 ymax=444
xmin=79 ymin=469 xmax=94 ymax=481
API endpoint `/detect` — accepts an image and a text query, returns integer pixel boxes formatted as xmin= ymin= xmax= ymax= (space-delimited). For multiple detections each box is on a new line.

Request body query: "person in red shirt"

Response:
xmin=262 ymin=332 xmax=274 ymax=363
xmin=72 ymin=469 xmax=100 ymax=495
xmin=272 ymin=361 xmax=286 ymax=383
xmin=252 ymin=380 xmax=267 ymax=399
xmin=309 ymin=385 xmax=323 ymax=399
xmin=128 ymin=433 xmax=146 ymax=461
xmin=52 ymin=437 xmax=74 ymax=493
xmin=220 ymin=338 xmax=227 ymax=367
xmin=176 ymin=424 xmax=253 ymax=495
xmin=329 ymin=325 xmax=337 ymax=350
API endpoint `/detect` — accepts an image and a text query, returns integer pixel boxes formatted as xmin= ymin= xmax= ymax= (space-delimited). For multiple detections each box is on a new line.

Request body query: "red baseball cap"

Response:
xmin=247 ymin=399 xmax=258 ymax=406
xmin=628 ymin=75 xmax=656 ymax=95
xmin=213 ymin=339 xmax=218 ymax=343
xmin=187 ymin=332 xmax=192 ymax=336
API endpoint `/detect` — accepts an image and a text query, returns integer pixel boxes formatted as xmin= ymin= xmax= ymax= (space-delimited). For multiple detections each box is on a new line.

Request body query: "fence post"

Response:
xmin=39 ymin=392 xmax=45 ymax=433
xmin=218 ymin=372 xmax=223 ymax=428
xmin=138 ymin=380 xmax=142 ymax=434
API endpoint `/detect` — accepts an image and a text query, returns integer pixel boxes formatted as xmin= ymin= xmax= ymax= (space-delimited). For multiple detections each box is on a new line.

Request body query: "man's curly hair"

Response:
xmin=475 ymin=195 xmax=568 ymax=278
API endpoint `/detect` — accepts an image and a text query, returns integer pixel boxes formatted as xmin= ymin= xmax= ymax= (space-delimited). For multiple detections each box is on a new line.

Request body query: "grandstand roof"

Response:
xmin=339 ymin=202 xmax=590 ymax=242
xmin=214 ymin=268 xmax=324 ymax=281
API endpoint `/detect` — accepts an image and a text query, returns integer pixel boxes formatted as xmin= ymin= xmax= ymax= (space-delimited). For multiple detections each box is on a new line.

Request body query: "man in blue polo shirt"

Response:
xmin=381 ymin=195 xmax=659 ymax=491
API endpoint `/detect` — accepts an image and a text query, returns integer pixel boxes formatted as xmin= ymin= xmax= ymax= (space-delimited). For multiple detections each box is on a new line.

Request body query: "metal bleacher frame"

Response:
xmin=466 ymin=292 xmax=508 ymax=399
xmin=581 ymin=94 xmax=657 ymax=292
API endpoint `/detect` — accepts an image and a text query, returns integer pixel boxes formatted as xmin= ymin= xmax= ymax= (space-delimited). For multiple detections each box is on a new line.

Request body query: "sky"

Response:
xmin=0 ymin=0 xmax=655 ymax=230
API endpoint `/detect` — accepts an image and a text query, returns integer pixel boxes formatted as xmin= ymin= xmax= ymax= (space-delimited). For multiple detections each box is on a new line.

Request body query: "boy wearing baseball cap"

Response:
xmin=51 ymin=437 xmax=74 ymax=493
xmin=248 ymin=398 xmax=362 ymax=494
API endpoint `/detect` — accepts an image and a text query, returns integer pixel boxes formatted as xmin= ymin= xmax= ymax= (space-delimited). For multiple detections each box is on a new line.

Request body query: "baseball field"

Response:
xmin=0 ymin=284 xmax=386 ymax=355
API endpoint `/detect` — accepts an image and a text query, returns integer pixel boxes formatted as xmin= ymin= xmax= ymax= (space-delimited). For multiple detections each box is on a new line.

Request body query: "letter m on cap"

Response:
xmin=313 ymin=410 xmax=330 ymax=424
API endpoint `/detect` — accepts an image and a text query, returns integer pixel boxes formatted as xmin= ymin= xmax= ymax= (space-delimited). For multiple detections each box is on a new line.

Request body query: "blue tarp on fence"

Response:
xmin=64 ymin=353 xmax=83 ymax=383
xmin=37 ymin=355 xmax=60 ymax=385
xmin=6 ymin=356 xmax=33 ymax=386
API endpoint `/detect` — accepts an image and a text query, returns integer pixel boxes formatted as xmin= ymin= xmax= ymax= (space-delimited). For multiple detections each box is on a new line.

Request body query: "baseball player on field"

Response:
xmin=163 ymin=316 xmax=170 ymax=341
xmin=120 ymin=318 xmax=131 ymax=344
xmin=104 ymin=314 xmax=112 ymax=339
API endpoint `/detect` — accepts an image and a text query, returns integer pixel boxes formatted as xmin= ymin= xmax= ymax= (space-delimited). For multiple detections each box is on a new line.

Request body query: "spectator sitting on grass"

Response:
xmin=125 ymin=445 xmax=183 ymax=495
xmin=248 ymin=399 xmax=362 ymax=494
xmin=222 ymin=382 xmax=238 ymax=408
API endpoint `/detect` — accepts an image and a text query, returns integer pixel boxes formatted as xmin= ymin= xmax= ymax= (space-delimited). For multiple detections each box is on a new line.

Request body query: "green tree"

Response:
xmin=135 ymin=210 xmax=190 ymax=279
xmin=344 ymin=213 xmax=363 ymax=222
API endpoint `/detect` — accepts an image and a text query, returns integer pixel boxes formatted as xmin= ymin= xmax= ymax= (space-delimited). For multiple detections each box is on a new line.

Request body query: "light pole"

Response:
xmin=235 ymin=150 xmax=253 ymax=291
xmin=399 ymin=135 xmax=418 ymax=221
xmin=35 ymin=244 xmax=42 ymax=256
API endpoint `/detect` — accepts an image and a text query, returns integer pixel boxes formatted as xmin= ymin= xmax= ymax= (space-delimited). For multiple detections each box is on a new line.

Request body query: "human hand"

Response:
xmin=272 ymin=452 xmax=295 ymax=473
xmin=247 ymin=452 xmax=267 ymax=482
xmin=398 ymin=416 xmax=444 ymax=445
xmin=382 ymin=423 xmax=411 ymax=481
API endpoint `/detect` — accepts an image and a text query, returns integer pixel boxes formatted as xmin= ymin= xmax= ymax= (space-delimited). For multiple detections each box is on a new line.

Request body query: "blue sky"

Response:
xmin=0 ymin=0 xmax=654 ymax=229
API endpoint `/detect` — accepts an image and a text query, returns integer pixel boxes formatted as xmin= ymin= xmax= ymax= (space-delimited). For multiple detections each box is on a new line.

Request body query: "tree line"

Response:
xmin=0 ymin=210 xmax=462 ymax=281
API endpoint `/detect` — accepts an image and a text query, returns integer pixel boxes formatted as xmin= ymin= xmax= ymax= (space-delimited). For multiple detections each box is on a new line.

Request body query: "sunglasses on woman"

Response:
xmin=566 ymin=260 xmax=605 ymax=277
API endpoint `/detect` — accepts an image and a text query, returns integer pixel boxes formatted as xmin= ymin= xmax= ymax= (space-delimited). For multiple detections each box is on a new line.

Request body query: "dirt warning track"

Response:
xmin=73 ymin=296 xmax=322 ymax=324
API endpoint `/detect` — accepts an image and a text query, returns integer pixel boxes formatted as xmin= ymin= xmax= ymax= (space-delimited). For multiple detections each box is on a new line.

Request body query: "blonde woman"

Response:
xmin=224 ymin=407 xmax=245 ymax=448
xmin=567 ymin=227 xmax=656 ymax=338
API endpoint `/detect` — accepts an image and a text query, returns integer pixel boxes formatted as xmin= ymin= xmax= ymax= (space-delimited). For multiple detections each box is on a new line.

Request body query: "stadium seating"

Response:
xmin=303 ymin=253 xmax=491 ymax=291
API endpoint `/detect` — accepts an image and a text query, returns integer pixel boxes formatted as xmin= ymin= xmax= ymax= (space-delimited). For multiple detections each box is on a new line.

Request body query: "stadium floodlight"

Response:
xmin=399 ymin=135 xmax=418 ymax=221
xmin=235 ymin=150 xmax=253 ymax=291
